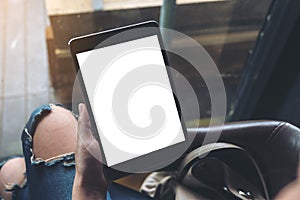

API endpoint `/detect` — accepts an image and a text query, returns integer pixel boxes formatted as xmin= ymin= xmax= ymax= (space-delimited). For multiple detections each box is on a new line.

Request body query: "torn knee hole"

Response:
xmin=0 ymin=158 xmax=27 ymax=195
xmin=31 ymin=152 xmax=75 ymax=167
xmin=32 ymin=105 xmax=77 ymax=160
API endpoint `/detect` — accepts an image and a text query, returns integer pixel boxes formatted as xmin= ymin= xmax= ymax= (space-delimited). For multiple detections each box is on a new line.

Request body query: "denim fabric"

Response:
xmin=6 ymin=104 xmax=151 ymax=200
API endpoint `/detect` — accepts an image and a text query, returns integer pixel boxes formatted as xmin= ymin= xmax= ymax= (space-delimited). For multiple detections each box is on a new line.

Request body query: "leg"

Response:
xmin=3 ymin=104 xmax=150 ymax=200
xmin=22 ymin=104 xmax=78 ymax=200
xmin=0 ymin=157 xmax=26 ymax=200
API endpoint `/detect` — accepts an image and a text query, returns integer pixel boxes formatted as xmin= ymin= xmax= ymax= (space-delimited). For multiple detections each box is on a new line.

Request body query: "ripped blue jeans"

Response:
xmin=6 ymin=104 xmax=151 ymax=200
xmin=19 ymin=104 xmax=76 ymax=200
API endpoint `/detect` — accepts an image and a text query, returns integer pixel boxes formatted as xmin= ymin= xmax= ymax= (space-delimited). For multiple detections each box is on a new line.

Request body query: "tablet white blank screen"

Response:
xmin=76 ymin=35 xmax=185 ymax=166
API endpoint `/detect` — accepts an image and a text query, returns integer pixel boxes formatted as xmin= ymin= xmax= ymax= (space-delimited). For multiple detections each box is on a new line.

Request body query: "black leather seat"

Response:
xmin=185 ymin=120 xmax=300 ymax=198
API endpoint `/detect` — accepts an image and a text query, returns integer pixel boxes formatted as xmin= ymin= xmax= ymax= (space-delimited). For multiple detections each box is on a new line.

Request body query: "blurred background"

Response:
xmin=1 ymin=0 xmax=299 ymax=162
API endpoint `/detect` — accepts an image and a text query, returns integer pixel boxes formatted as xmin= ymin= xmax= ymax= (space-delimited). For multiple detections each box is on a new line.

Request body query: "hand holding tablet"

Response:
xmin=69 ymin=21 xmax=190 ymax=177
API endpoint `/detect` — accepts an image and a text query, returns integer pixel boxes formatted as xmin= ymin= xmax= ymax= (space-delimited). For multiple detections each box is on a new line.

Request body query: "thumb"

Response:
xmin=77 ymin=103 xmax=102 ymax=167
xmin=78 ymin=104 xmax=93 ymax=147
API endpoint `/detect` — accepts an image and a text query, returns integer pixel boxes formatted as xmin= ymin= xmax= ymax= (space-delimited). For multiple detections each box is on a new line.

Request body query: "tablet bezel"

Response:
xmin=69 ymin=21 xmax=187 ymax=179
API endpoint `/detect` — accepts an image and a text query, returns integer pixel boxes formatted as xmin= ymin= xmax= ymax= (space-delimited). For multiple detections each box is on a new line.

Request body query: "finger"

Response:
xmin=77 ymin=103 xmax=102 ymax=162
xmin=78 ymin=103 xmax=92 ymax=142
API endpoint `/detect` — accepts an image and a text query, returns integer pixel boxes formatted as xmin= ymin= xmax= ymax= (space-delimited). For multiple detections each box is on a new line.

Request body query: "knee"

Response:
xmin=33 ymin=105 xmax=78 ymax=160
xmin=0 ymin=157 xmax=25 ymax=200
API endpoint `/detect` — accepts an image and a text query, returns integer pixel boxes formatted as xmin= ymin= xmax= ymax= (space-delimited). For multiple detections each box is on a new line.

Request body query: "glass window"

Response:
xmin=47 ymin=0 xmax=273 ymax=122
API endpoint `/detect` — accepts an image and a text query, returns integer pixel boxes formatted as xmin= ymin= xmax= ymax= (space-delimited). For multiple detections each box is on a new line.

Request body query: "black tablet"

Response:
xmin=69 ymin=21 xmax=188 ymax=178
